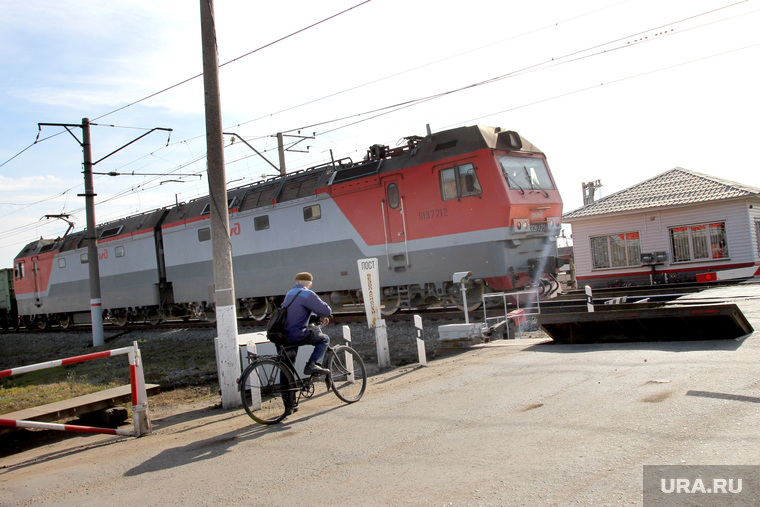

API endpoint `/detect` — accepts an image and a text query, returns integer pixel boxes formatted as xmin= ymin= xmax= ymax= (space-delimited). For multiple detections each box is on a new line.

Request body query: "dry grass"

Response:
xmin=0 ymin=326 xmax=231 ymax=415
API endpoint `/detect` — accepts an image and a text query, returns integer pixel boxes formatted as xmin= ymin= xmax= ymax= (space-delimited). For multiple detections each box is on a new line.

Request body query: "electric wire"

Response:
xmin=0 ymin=1 xmax=756 ymax=250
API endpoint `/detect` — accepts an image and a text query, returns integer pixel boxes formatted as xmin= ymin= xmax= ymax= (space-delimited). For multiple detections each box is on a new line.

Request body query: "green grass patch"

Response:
xmin=0 ymin=326 xmax=235 ymax=414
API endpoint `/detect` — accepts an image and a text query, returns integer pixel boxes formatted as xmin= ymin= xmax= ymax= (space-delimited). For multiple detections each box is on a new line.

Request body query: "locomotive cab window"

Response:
xmin=198 ymin=227 xmax=211 ymax=242
xmin=498 ymin=156 xmax=555 ymax=191
xmin=439 ymin=163 xmax=481 ymax=201
xmin=80 ymin=253 xmax=88 ymax=264
xmin=303 ymin=204 xmax=321 ymax=222
xmin=14 ymin=261 xmax=24 ymax=279
xmin=387 ymin=183 xmax=400 ymax=209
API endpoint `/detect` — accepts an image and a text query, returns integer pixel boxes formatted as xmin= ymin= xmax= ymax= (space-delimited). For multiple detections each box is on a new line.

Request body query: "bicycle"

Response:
xmin=238 ymin=328 xmax=367 ymax=425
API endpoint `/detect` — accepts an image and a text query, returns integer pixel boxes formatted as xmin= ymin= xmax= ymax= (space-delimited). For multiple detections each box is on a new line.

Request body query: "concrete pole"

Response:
xmin=276 ymin=132 xmax=286 ymax=175
xmin=82 ymin=118 xmax=105 ymax=347
xmin=200 ymin=0 xmax=241 ymax=409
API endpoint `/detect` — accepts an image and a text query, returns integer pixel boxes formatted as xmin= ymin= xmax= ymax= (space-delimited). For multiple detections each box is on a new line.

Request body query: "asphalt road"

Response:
xmin=1 ymin=283 xmax=759 ymax=506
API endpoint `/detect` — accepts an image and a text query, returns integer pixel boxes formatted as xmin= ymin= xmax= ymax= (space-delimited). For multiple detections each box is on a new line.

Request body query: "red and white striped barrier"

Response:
xmin=0 ymin=341 xmax=151 ymax=437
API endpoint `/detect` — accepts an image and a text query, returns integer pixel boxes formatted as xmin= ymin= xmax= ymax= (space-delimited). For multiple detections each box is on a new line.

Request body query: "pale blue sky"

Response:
xmin=1 ymin=0 xmax=758 ymax=267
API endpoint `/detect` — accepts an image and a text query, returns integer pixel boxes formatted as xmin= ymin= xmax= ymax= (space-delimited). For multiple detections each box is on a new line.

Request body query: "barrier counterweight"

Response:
xmin=0 ymin=341 xmax=151 ymax=437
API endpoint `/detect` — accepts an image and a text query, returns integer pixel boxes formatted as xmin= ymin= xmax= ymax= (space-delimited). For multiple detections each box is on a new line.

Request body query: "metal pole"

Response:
xmin=82 ymin=118 xmax=105 ymax=347
xmin=200 ymin=0 xmax=240 ymax=409
xmin=276 ymin=132 xmax=286 ymax=175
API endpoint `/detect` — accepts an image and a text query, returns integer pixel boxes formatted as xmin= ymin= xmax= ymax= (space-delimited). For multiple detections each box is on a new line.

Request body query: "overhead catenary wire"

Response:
xmin=0 ymin=1 xmax=756 ymax=249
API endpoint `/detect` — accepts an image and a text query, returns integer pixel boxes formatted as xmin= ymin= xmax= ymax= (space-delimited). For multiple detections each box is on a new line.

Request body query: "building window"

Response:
xmin=198 ymin=227 xmax=211 ymax=242
xmin=439 ymin=163 xmax=482 ymax=201
xmin=254 ymin=215 xmax=270 ymax=231
xmin=58 ymin=258 xmax=66 ymax=269
xmin=115 ymin=246 xmax=125 ymax=258
xmin=304 ymin=204 xmax=321 ymax=222
xmin=669 ymin=222 xmax=728 ymax=262
xmin=590 ymin=232 xmax=641 ymax=269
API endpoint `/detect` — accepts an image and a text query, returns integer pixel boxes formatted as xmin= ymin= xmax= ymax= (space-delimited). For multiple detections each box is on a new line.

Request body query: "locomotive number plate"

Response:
xmin=530 ymin=223 xmax=547 ymax=232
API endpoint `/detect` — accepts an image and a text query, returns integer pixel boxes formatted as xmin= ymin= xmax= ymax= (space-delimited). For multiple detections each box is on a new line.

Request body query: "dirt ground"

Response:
xmin=1 ymin=283 xmax=759 ymax=506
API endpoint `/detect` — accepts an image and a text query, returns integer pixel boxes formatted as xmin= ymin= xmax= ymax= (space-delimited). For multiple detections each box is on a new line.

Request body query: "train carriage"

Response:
xmin=12 ymin=125 xmax=564 ymax=327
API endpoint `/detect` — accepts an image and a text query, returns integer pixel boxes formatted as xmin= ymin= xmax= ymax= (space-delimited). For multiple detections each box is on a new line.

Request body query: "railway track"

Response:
xmin=2 ymin=280 xmax=739 ymax=335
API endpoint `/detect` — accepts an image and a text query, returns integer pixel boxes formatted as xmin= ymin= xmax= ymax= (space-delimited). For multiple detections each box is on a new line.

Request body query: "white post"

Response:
xmin=358 ymin=258 xmax=390 ymax=368
xmin=414 ymin=314 xmax=427 ymax=366
xmin=341 ymin=326 xmax=355 ymax=382
xmin=129 ymin=341 xmax=151 ymax=436
xmin=460 ymin=281 xmax=469 ymax=324
xmin=585 ymin=285 xmax=594 ymax=313
xmin=374 ymin=319 xmax=390 ymax=368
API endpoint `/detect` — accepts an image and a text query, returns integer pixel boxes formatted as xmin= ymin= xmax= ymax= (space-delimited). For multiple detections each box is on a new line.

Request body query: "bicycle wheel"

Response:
xmin=240 ymin=358 xmax=296 ymax=425
xmin=327 ymin=345 xmax=367 ymax=403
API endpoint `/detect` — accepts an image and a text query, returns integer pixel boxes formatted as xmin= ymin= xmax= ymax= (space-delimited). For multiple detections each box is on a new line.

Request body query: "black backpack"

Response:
xmin=266 ymin=289 xmax=304 ymax=345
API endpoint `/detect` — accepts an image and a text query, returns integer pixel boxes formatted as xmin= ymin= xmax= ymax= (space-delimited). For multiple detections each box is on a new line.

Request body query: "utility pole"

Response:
xmin=582 ymin=180 xmax=602 ymax=206
xmin=81 ymin=118 xmax=105 ymax=347
xmin=38 ymin=121 xmax=173 ymax=348
xmin=274 ymin=132 xmax=314 ymax=176
xmin=200 ymin=0 xmax=241 ymax=409
xmin=276 ymin=132 xmax=286 ymax=176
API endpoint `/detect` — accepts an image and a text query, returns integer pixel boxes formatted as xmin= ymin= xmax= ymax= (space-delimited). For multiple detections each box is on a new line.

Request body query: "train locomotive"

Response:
xmin=12 ymin=124 xmax=563 ymax=329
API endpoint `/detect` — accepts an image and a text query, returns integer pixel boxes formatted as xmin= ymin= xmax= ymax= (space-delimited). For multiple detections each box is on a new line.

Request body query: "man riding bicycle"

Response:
xmin=282 ymin=272 xmax=332 ymax=376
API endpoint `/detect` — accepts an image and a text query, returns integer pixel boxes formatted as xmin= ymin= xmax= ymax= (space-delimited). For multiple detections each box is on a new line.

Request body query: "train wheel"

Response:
xmin=58 ymin=314 xmax=72 ymax=329
xmin=203 ymin=308 xmax=216 ymax=323
xmin=450 ymin=279 xmax=484 ymax=312
xmin=112 ymin=313 xmax=129 ymax=327
xmin=35 ymin=317 xmax=48 ymax=330
xmin=147 ymin=309 xmax=163 ymax=326
xmin=380 ymin=292 xmax=401 ymax=316
xmin=250 ymin=298 xmax=270 ymax=321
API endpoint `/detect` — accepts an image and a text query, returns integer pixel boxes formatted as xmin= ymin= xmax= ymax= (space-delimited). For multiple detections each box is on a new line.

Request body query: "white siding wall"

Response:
xmin=749 ymin=198 xmax=760 ymax=261
xmin=570 ymin=198 xmax=758 ymax=281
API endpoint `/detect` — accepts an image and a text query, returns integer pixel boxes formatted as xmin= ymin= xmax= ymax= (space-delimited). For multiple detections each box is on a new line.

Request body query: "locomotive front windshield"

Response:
xmin=498 ymin=155 xmax=554 ymax=191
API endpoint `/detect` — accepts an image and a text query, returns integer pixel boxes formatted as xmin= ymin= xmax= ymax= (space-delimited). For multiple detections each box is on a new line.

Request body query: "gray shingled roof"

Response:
xmin=563 ymin=167 xmax=760 ymax=220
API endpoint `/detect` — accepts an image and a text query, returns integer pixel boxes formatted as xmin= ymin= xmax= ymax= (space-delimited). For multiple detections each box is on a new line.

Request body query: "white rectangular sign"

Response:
xmin=358 ymin=258 xmax=381 ymax=328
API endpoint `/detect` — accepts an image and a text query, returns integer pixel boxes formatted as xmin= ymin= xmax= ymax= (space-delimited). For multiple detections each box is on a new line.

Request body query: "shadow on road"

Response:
xmin=524 ymin=338 xmax=747 ymax=354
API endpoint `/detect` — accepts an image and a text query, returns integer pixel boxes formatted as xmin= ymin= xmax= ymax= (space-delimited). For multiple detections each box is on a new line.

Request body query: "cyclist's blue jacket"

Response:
xmin=282 ymin=284 xmax=332 ymax=341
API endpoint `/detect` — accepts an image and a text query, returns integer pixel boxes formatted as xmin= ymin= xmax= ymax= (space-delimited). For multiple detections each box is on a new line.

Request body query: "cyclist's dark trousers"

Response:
xmin=288 ymin=328 xmax=330 ymax=365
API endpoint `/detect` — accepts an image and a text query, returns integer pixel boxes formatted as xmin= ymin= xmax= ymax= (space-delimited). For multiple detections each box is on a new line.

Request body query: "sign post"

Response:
xmin=358 ymin=258 xmax=390 ymax=368
xmin=585 ymin=285 xmax=595 ymax=313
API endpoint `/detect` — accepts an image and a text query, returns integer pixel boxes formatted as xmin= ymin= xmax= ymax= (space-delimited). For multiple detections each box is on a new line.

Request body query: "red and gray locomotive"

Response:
xmin=12 ymin=124 xmax=563 ymax=328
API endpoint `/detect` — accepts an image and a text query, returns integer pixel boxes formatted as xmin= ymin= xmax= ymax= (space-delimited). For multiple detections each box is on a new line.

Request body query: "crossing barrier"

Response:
xmin=0 ymin=341 xmax=151 ymax=437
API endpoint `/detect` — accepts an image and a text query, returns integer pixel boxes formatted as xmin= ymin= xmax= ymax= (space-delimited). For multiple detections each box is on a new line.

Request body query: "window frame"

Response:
xmin=14 ymin=261 xmax=25 ymax=279
xmin=387 ymin=183 xmax=400 ymax=209
xmin=589 ymin=231 xmax=641 ymax=270
xmin=303 ymin=204 xmax=321 ymax=222
xmin=668 ymin=221 xmax=729 ymax=263
xmin=438 ymin=162 xmax=482 ymax=201
xmin=254 ymin=215 xmax=270 ymax=231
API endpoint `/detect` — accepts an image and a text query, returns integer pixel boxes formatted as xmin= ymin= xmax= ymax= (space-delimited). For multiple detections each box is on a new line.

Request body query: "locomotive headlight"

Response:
xmin=547 ymin=216 xmax=561 ymax=228
xmin=513 ymin=219 xmax=530 ymax=232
